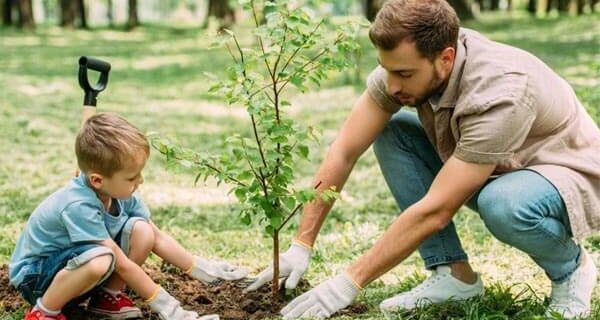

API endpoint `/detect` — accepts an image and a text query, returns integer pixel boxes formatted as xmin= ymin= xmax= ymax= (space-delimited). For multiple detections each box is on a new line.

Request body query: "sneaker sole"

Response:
xmin=88 ymin=308 xmax=143 ymax=319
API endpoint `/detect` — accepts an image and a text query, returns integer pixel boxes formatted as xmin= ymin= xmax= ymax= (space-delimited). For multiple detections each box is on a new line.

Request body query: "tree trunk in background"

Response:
xmin=490 ymin=0 xmax=500 ymax=10
xmin=476 ymin=0 xmax=485 ymax=11
xmin=60 ymin=0 xmax=77 ymax=27
xmin=127 ymin=0 xmax=138 ymax=29
xmin=77 ymin=0 xmax=87 ymax=28
xmin=527 ymin=0 xmax=537 ymax=14
xmin=447 ymin=0 xmax=474 ymax=20
xmin=3 ymin=0 xmax=14 ymax=25
xmin=16 ymin=0 xmax=34 ymax=29
xmin=365 ymin=0 xmax=382 ymax=21
xmin=592 ymin=0 xmax=598 ymax=12
xmin=206 ymin=0 xmax=235 ymax=30
xmin=557 ymin=0 xmax=570 ymax=12
xmin=107 ymin=0 xmax=113 ymax=26
xmin=576 ymin=0 xmax=585 ymax=14
xmin=507 ymin=0 xmax=513 ymax=10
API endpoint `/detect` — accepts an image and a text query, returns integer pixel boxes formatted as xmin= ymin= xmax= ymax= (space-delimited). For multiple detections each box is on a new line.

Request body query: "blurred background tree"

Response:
xmin=0 ymin=1 xmax=598 ymax=31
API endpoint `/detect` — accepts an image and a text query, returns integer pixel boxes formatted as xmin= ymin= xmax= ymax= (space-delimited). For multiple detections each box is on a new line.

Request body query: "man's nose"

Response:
xmin=387 ymin=76 xmax=402 ymax=96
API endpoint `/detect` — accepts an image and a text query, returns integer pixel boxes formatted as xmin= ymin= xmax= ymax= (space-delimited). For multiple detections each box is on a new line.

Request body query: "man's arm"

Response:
xmin=296 ymin=91 xmax=392 ymax=247
xmin=347 ymin=156 xmax=496 ymax=286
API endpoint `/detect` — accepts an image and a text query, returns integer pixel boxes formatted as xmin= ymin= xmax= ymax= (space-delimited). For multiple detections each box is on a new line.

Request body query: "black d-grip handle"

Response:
xmin=78 ymin=56 xmax=111 ymax=106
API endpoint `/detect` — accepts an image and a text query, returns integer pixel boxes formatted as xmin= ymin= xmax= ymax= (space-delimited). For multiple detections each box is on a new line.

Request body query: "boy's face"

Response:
xmin=89 ymin=152 xmax=148 ymax=200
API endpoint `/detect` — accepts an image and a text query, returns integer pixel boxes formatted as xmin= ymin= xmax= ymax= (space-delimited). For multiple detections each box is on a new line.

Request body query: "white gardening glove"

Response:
xmin=148 ymin=287 xmax=219 ymax=320
xmin=280 ymin=272 xmax=360 ymax=319
xmin=245 ymin=240 xmax=312 ymax=292
xmin=188 ymin=256 xmax=249 ymax=284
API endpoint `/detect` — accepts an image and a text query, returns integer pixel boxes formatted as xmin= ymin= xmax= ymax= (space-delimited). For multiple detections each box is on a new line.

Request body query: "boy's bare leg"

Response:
xmin=103 ymin=221 xmax=155 ymax=291
xmin=41 ymin=255 xmax=113 ymax=310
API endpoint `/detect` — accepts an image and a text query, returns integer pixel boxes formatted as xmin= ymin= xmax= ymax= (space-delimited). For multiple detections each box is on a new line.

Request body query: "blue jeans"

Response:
xmin=373 ymin=110 xmax=581 ymax=282
xmin=17 ymin=244 xmax=114 ymax=306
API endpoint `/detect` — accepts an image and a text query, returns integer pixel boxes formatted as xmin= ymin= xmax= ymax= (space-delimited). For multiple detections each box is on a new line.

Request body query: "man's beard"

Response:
xmin=406 ymin=69 xmax=445 ymax=107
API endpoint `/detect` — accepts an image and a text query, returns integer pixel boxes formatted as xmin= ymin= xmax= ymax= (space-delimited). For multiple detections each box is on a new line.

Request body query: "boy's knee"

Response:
xmin=130 ymin=220 xmax=155 ymax=250
xmin=85 ymin=254 xmax=114 ymax=279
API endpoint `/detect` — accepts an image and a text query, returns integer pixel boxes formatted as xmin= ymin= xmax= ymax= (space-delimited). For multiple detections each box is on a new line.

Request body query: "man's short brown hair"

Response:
xmin=369 ymin=0 xmax=460 ymax=60
xmin=76 ymin=113 xmax=149 ymax=176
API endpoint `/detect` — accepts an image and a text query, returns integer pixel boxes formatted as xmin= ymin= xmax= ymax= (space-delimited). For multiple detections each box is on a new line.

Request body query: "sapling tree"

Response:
xmin=152 ymin=0 xmax=365 ymax=302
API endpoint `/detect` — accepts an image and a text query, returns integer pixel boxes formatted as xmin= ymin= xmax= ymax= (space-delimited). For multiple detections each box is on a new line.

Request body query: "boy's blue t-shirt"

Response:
xmin=9 ymin=174 xmax=151 ymax=287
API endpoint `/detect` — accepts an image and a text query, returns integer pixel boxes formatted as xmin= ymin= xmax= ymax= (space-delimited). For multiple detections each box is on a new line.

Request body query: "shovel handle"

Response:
xmin=78 ymin=56 xmax=111 ymax=107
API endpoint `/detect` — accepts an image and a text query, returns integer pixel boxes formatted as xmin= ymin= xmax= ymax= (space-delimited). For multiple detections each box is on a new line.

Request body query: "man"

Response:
xmin=246 ymin=0 xmax=600 ymax=318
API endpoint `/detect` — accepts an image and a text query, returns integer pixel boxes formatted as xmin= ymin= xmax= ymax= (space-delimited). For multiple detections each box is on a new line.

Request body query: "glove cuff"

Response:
xmin=292 ymin=238 xmax=313 ymax=250
xmin=337 ymin=272 xmax=362 ymax=297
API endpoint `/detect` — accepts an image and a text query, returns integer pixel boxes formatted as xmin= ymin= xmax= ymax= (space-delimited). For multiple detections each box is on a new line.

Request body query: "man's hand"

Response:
xmin=189 ymin=256 xmax=249 ymax=284
xmin=280 ymin=273 xmax=360 ymax=319
xmin=245 ymin=241 xmax=311 ymax=292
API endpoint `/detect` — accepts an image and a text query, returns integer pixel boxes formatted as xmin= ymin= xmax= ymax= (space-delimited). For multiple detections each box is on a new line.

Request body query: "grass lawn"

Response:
xmin=1 ymin=11 xmax=599 ymax=320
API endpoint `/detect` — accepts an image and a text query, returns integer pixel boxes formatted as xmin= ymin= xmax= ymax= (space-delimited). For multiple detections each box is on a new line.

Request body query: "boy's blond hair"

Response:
xmin=75 ymin=113 xmax=149 ymax=176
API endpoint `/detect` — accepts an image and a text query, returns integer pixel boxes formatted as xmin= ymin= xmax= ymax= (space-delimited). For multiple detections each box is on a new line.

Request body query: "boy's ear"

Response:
xmin=88 ymin=173 xmax=105 ymax=189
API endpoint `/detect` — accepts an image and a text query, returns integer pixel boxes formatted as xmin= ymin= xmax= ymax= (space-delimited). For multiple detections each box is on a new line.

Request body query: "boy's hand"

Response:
xmin=148 ymin=286 xmax=219 ymax=320
xmin=189 ymin=256 xmax=249 ymax=284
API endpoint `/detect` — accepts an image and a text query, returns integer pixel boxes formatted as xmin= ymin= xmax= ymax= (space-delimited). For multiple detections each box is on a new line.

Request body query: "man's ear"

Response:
xmin=88 ymin=173 xmax=104 ymax=189
xmin=436 ymin=46 xmax=455 ymax=78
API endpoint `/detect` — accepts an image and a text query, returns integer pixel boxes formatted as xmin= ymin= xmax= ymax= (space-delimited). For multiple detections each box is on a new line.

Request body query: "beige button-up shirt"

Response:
xmin=366 ymin=28 xmax=600 ymax=239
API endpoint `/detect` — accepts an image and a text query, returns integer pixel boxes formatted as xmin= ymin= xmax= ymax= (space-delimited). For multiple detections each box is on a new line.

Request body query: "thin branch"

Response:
xmin=277 ymin=19 xmax=325 ymax=81
xmin=250 ymin=0 xmax=274 ymax=80
xmin=276 ymin=181 xmax=323 ymax=232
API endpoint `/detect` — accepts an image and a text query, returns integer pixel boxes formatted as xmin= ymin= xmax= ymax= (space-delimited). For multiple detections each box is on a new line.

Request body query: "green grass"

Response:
xmin=1 ymin=12 xmax=599 ymax=319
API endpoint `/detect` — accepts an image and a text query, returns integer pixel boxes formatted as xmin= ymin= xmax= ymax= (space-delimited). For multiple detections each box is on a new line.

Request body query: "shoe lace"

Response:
xmin=412 ymin=270 xmax=446 ymax=294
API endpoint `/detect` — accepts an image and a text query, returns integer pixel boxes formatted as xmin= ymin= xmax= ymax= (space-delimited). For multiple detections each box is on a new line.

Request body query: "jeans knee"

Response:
xmin=478 ymin=191 xmax=523 ymax=242
xmin=373 ymin=111 xmax=422 ymax=160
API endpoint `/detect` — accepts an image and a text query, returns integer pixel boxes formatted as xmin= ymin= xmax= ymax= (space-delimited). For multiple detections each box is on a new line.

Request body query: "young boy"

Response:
xmin=9 ymin=113 xmax=248 ymax=320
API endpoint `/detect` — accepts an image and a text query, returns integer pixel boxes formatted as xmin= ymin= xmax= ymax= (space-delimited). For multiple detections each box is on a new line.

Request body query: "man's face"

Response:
xmin=378 ymin=41 xmax=453 ymax=107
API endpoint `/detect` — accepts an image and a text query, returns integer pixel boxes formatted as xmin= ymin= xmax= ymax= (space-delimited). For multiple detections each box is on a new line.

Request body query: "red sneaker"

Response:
xmin=23 ymin=309 xmax=67 ymax=320
xmin=88 ymin=290 xmax=142 ymax=319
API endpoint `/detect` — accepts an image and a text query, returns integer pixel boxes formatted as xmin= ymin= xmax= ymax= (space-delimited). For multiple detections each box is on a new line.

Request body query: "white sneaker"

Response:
xmin=379 ymin=265 xmax=484 ymax=311
xmin=547 ymin=248 xmax=598 ymax=319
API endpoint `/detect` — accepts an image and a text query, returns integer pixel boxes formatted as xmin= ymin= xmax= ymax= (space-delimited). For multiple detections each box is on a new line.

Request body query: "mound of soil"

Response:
xmin=1 ymin=264 xmax=369 ymax=319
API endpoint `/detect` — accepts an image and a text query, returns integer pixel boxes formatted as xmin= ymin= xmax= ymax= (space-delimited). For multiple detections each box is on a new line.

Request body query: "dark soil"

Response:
xmin=1 ymin=264 xmax=369 ymax=319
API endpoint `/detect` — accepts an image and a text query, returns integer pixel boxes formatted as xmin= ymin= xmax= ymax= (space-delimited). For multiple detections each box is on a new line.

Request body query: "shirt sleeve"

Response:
xmin=366 ymin=66 xmax=401 ymax=114
xmin=453 ymin=92 xmax=535 ymax=165
xmin=123 ymin=192 xmax=151 ymax=220
xmin=61 ymin=201 xmax=110 ymax=243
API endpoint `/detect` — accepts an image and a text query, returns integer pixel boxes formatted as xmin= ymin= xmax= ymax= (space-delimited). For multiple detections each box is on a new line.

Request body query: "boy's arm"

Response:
xmin=149 ymin=221 xmax=248 ymax=282
xmin=96 ymin=238 xmax=158 ymax=299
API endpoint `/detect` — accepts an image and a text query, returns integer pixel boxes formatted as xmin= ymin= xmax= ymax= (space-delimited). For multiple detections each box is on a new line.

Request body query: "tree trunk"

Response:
xmin=447 ymin=0 xmax=474 ymax=20
xmin=476 ymin=0 xmax=485 ymax=11
xmin=364 ymin=0 xmax=381 ymax=22
xmin=592 ymin=0 xmax=598 ymax=12
xmin=60 ymin=0 xmax=77 ymax=27
xmin=527 ymin=0 xmax=537 ymax=14
xmin=107 ymin=0 xmax=113 ymax=26
xmin=78 ymin=0 xmax=87 ymax=28
xmin=490 ymin=0 xmax=501 ymax=10
xmin=16 ymin=0 xmax=34 ymax=29
xmin=127 ymin=0 xmax=138 ymax=30
xmin=206 ymin=0 xmax=235 ymax=31
xmin=507 ymin=0 xmax=513 ymax=10
xmin=557 ymin=0 xmax=570 ymax=12
xmin=3 ymin=0 xmax=14 ymax=25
